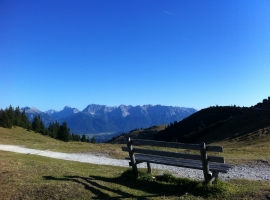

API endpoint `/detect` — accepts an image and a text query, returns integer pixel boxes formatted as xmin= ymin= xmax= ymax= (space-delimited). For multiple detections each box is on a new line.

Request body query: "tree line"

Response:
xmin=0 ymin=105 xmax=96 ymax=143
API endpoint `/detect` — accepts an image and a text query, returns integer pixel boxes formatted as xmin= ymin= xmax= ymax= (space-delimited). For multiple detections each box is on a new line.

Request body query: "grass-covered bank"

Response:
xmin=2 ymin=126 xmax=270 ymax=164
xmin=1 ymin=126 xmax=270 ymax=199
xmin=0 ymin=126 xmax=125 ymax=159
xmin=1 ymin=150 xmax=270 ymax=200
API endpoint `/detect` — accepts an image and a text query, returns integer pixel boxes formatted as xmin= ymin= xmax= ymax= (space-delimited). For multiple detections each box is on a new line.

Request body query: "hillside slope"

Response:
xmin=154 ymin=106 xmax=248 ymax=142
xmin=109 ymin=125 xmax=167 ymax=144
xmin=110 ymin=104 xmax=270 ymax=146
xmin=195 ymin=108 xmax=270 ymax=143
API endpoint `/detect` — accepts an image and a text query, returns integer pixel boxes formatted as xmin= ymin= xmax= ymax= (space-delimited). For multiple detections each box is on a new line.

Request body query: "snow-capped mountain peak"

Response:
xmin=21 ymin=107 xmax=42 ymax=114
xmin=45 ymin=109 xmax=59 ymax=115
xmin=19 ymin=104 xmax=197 ymax=136
xmin=119 ymin=105 xmax=130 ymax=117
xmin=63 ymin=106 xmax=80 ymax=113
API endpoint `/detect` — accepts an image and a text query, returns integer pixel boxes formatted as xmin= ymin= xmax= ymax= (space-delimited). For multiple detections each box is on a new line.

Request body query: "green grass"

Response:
xmin=1 ymin=150 xmax=269 ymax=199
xmin=0 ymin=126 xmax=125 ymax=159
xmin=1 ymin=126 xmax=270 ymax=199
xmin=211 ymin=129 xmax=270 ymax=164
xmin=2 ymin=126 xmax=270 ymax=164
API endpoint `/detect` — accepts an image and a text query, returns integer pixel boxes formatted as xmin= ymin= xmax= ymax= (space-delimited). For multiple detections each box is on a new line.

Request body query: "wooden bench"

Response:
xmin=122 ymin=137 xmax=234 ymax=184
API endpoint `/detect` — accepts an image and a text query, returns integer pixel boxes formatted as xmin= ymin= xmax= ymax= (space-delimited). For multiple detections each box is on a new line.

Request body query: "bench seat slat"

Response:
xmin=132 ymin=139 xmax=201 ymax=150
xmin=122 ymin=146 xmax=225 ymax=163
xmin=125 ymin=157 xmax=232 ymax=173
xmin=135 ymin=155 xmax=232 ymax=173
xmin=136 ymin=155 xmax=204 ymax=171
xmin=134 ymin=154 xmax=232 ymax=173
xmin=132 ymin=139 xmax=223 ymax=152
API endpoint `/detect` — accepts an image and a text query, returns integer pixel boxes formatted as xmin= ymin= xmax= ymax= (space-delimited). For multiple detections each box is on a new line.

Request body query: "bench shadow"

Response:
xmin=43 ymin=170 xmax=224 ymax=199
xmin=43 ymin=174 xmax=159 ymax=199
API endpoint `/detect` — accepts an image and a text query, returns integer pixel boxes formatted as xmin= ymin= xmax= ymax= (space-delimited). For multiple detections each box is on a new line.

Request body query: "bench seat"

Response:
xmin=123 ymin=137 xmax=234 ymax=184
xmin=131 ymin=154 xmax=233 ymax=173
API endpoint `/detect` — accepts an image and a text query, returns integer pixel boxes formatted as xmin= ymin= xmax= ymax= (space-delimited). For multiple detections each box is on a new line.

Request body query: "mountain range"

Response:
xmin=21 ymin=105 xmax=197 ymax=137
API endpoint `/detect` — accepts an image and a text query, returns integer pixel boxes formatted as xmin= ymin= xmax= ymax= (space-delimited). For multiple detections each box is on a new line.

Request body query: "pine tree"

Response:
xmin=91 ymin=136 xmax=96 ymax=144
xmin=0 ymin=109 xmax=3 ymax=127
xmin=14 ymin=106 xmax=21 ymax=126
xmin=48 ymin=122 xmax=53 ymax=137
xmin=71 ymin=133 xmax=80 ymax=141
xmin=48 ymin=121 xmax=60 ymax=138
xmin=7 ymin=105 xmax=14 ymax=126
xmin=57 ymin=122 xmax=70 ymax=142
xmin=39 ymin=119 xmax=46 ymax=135
xmin=81 ymin=134 xmax=87 ymax=142
xmin=0 ymin=110 xmax=12 ymax=128
xmin=20 ymin=110 xmax=31 ymax=129
xmin=32 ymin=115 xmax=41 ymax=132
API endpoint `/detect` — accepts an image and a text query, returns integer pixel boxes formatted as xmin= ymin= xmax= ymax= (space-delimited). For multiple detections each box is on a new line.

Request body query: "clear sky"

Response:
xmin=1 ymin=0 xmax=270 ymax=111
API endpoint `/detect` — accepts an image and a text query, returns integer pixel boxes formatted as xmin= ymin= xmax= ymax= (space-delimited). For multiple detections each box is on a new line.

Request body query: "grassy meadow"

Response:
xmin=0 ymin=126 xmax=270 ymax=199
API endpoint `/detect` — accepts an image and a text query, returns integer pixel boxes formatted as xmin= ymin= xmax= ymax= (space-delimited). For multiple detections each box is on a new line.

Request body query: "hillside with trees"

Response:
xmin=109 ymin=97 xmax=270 ymax=144
xmin=158 ymin=106 xmax=270 ymax=144
xmin=154 ymin=105 xmax=248 ymax=142
xmin=108 ymin=125 xmax=167 ymax=143
xmin=0 ymin=106 xmax=78 ymax=142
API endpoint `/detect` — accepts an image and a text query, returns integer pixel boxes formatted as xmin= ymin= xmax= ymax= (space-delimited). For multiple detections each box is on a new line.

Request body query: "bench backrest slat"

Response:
xmin=122 ymin=146 xmax=225 ymax=163
xmin=132 ymin=139 xmax=223 ymax=152
xmin=206 ymin=146 xmax=223 ymax=152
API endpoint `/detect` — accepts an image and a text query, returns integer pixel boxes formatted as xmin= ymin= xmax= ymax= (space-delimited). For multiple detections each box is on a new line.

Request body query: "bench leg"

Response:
xmin=210 ymin=171 xmax=219 ymax=183
xmin=126 ymin=137 xmax=138 ymax=176
xmin=147 ymin=162 xmax=152 ymax=174
xmin=200 ymin=142 xmax=212 ymax=184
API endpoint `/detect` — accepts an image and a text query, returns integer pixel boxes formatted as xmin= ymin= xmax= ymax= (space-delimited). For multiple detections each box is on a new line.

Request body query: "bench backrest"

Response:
xmin=122 ymin=138 xmax=225 ymax=163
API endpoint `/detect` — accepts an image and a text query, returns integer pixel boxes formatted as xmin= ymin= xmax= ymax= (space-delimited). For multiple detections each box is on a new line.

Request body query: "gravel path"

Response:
xmin=1 ymin=144 xmax=269 ymax=182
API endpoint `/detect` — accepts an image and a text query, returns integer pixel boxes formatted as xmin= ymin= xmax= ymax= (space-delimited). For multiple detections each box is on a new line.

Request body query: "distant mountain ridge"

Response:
xmin=21 ymin=104 xmax=197 ymax=135
xmin=20 ymin=107 xmax=52 ymax=126
xmin=46 ymin=106 xmax=80 ymax=119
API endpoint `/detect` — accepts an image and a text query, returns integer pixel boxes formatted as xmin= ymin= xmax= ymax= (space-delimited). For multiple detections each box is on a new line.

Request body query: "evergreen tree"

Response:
xmin=75 ymin=134 xmax=80 ymax=141
xmin=0 ymin=106 xmax=30 ymax=129
xmin=31 ymin=115 xmax=46 ymax=134
xmin=14 ymin=106 xmax=21 ymax=126
xmin=48 ymin=121 xmax=60 ymax=138
xmin=0 ymin=110 xmax=12 ymax=128
xmin=71 ymin=133 xmax=80 ymax=141
xmin=7 ymin=105 xmax=14 ymax=126
xmin=20 ymin=110 xmax=31 ymax=129
xmin=48 ymin=122 xmax=53 ymax=137
xmin=81 ymin=134 xmax=87 ymax=142
xmin=57 ymin=122 xmax=70 ymax=142
xmin=39 ymin=119 xmax=46 ymax=135
xmin=90 ymin=136 xmax=96 ymax=144
xmin=71 ymin=133 xmax=74 ymax=140
xmin=0 ymin=110 xmax=3 ymax=127
xmin=32 ymin=115 xmax=41 ymax=132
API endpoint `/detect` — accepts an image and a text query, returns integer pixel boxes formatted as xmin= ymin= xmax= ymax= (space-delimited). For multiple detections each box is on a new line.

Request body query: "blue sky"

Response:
xmin=1 ymin=0 xmax=270 ymax=111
